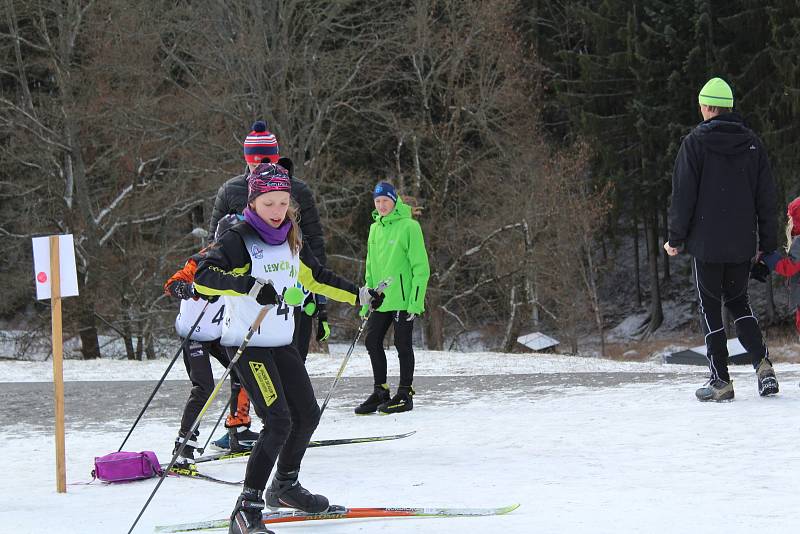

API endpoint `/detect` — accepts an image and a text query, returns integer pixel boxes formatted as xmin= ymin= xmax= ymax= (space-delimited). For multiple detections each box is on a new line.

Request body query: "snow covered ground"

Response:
xmin=3 ymin=351 xmax=800 ymax=533
xmin=0 ymin=345 xmax=715 ymax=383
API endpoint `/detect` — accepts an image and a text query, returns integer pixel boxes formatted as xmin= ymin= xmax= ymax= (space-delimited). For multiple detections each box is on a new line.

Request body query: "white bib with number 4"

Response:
xmin=220 ymin=234 xmax=298 ymax=348
xmin=175 ymin=296 xmax=225 ymax=341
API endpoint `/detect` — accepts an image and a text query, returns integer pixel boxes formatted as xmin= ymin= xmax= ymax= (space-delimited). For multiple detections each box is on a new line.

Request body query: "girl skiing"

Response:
xmin=354 ymin=182 xmax=430 ymax=415
xmin=164 ymin=215 xmax=260 ymax=470
xmin=164 ymin=253 xmax=229 ymax=468
xmin=193 ymin=163 xmax=384 ymax=534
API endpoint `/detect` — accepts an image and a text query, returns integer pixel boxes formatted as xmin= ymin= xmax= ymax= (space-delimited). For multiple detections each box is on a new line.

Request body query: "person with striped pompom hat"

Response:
xmin=209 ymin=120 xmax=332 ymax=452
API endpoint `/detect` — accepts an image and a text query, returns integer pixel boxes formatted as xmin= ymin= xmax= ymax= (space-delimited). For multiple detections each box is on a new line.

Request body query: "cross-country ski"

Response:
xmin=157 ymin=504 xmax=521 ymax=532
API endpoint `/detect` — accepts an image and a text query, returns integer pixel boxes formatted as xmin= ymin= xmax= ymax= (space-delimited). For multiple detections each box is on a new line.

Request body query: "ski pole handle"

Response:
xmin=375 ymin=278 xmax=391 ymax=294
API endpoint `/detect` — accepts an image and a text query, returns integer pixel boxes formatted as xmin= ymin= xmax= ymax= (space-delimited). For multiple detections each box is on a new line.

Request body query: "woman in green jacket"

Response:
xmin=355 ymin=182 xmax=430 ymax=414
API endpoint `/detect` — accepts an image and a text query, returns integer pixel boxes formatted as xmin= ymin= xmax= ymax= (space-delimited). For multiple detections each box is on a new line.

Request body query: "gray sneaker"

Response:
xmin=756 ymin=358 xmax=779 ymax=396
xmin=695 ymin=379 xmax=734 ymax=402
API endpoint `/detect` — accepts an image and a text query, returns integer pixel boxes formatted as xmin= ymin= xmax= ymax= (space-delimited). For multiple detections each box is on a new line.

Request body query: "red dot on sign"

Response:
xmin=37 ymin=272 xmax=48 ymax=283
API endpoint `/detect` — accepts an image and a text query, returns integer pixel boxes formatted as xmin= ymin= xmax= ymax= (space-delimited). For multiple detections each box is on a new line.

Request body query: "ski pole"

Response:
xmin=118 ymin=300 xmax=211 ymax=452
xmin=197 ymin=397 xmax=230 ymax=455
xmin=319 ymin=279 xmax=390 ymax=418
xmin=127 ymin=284 xmax=305 ymax=534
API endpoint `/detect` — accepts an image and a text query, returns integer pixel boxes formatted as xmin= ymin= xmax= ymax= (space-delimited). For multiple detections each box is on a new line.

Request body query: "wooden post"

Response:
xmin=50 ymin=235 xmax=66 ymax=493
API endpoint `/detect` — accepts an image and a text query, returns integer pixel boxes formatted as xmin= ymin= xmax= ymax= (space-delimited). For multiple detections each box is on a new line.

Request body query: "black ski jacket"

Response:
xmin=667 ymin=112 xmax=777 ymax=263
xmin=194 ymin=222 xmax=356 ymax=304
xmin=209 ymin=162 xmax=327 ymax=268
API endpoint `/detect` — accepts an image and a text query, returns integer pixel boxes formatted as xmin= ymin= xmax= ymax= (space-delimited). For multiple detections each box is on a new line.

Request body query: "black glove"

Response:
xmin=249 ymin=278 xmax=279 ymax=305
xmin=358 ymin=287 xmax=385 ymax=310
xmin=316 ymin=303 xmax=330 ymax=342
xmin=167 ymin=280 xmax=195 ymax=300
xmin=750 ymin=261 xmax=769 ymax=283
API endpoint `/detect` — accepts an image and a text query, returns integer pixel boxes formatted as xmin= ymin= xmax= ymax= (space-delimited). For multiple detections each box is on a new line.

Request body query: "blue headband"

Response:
xmin=373 ymin=182 xmax=397 ymax=203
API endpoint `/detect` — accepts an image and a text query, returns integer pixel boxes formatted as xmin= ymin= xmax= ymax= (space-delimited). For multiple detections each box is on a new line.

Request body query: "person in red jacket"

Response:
xmin=760 ymin=197 xmax=800 ymax=338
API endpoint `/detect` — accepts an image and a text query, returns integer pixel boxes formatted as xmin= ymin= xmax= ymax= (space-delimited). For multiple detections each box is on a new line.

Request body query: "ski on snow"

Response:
xmin=156 ymin=503 xmax=520 ymax=532
xmin=159 ymin=432 xmax=415 ymax=485
xmin=195 ymin=431 xmax=417 ymax=465
xmin=163 ymin=465 xmax=242 ymax=486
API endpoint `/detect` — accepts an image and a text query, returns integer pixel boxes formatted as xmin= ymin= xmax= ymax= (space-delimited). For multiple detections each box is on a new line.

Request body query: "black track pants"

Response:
xmin=292 ymin=307 xmax=313 ymax=362
xmin=233 ymin=345 xmax=320 ymax=490
xmin=693 ymin=258 xmax=768 ymax=382
xmin=179 ymin=339 xmax=230 ymax=438
xmin=364 ymin=310 xmax=415 ymax=387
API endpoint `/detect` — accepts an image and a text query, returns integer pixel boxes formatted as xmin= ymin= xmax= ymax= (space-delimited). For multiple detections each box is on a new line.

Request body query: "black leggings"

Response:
xmin=364 ymin=310 xmax=415 ymax=387
xmin=693 ymin=258 xmax=768 ymax=382
xmin=292 ymin=306 xmax=314 ymax=362
xmin=232 ymin=345 xmax=320 ymax=490
xmin=179 ymin=339 xmax=230 ymax=438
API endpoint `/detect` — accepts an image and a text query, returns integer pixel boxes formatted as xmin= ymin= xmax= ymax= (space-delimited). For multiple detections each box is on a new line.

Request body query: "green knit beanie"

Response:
xmin=698 ymin=77 xmax=733 ymax=108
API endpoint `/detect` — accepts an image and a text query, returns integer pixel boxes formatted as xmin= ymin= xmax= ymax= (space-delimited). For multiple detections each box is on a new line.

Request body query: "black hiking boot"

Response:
xmin=354 ymin=384 xmax=390 ymax=415
xmin=695 ymin=378 xmax=734 ymax=402
xmin=378 ymin=386 xmax=414 ymax=414
xmin=265 ymin=471 xmax=329 ymax=513
xmin=229 ymin=486 xmax=273 ymax=534
xmin=756 ymin=358 xmax=779 ymax=396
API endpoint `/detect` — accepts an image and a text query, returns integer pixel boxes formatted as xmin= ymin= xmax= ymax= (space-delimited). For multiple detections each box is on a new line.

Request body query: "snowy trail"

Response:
xmin=0 ymin=347 xmax=721 ymax=383
xmin=3 ymin=356 xmax=800 ymax=533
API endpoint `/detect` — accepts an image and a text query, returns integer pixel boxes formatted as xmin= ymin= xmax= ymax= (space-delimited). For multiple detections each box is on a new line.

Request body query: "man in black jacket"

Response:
xmin=665 ymin=77 xmax=779 ymax=402
xmin=208 ymin=121 xmax=330 ymax=451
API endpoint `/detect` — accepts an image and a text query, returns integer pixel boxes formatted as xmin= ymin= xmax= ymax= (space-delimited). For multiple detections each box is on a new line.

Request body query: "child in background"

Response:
xmin=163 ymin=226 xmax=231 ymax=467
xmin=762 ymin=198 xmax=800 ymax=350
xmin=355 ymin=182 xmax=430 ymax=415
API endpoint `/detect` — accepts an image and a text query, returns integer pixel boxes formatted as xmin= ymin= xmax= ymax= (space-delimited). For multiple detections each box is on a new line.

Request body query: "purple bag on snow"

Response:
xmin=92 ymin=451 xmax=162 ymax=483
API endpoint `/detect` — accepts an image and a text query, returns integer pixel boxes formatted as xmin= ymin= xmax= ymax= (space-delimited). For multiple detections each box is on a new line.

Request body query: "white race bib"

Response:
xmin=220 ymin=233 xmax=299 ymax=348
xmin=174 ymin=296 xmax=225 ymax=341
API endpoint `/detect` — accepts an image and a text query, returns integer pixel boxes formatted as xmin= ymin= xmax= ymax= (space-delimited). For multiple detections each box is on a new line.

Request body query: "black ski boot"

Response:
xmin=172 ymin=433 xmax=198 ymax=468
xmin=265 ymin=471 xmax=329 ymax=513
xmin=378 ymin=386 xmax=414 ymax=414
xmin=229 ymin=426 xmax=260 ymax=453
xmin=354 ymin=384 xmax=390 ymax=415
xmin=695 ymin=378 xmax=734 ymax=402
xmin=229 ymin=487 xmax=273 ymax=534
xmin=756 ymin=358 xmax=779 ymax=396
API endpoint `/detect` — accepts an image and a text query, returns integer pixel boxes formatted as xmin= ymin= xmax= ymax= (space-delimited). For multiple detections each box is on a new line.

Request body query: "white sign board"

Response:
xmin=689 ymin=338 xmax=747 ymax=356
xmin=32 ymin=234 xmax=79 ymax=300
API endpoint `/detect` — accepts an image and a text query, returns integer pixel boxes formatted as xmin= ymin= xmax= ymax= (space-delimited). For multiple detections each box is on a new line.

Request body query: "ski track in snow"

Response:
xmin=3 ymin=354 xmax=800 ymax=533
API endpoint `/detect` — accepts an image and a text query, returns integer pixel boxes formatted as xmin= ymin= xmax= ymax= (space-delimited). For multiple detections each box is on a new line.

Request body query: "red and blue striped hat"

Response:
xmin=243 ymin=120 xmax=279 ymax=164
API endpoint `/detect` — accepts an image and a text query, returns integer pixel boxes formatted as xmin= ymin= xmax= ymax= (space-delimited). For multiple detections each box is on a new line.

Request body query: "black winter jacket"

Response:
xmin=209 ymin=164 xmax=327 ymax=268
xmin=667 ymin=113 xmax=777 ymax=263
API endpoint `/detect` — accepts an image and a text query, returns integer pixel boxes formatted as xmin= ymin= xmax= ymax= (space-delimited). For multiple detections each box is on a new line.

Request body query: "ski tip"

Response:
xmin=498 ymin=503 xmax=521 ymax=514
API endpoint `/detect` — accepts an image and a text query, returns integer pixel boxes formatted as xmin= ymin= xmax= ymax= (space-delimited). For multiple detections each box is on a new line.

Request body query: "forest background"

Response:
xmin=2 ymin=0 xmax=799 ymax=360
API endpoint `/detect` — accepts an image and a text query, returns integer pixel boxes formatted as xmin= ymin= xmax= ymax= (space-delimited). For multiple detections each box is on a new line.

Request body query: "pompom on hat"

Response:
xmin=243 ymin=120 xmax=280 ymax=164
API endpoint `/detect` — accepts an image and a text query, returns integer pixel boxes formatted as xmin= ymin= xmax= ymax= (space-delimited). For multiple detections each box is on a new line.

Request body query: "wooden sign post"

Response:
xmin=50 ymin=236 xmax=66 ymax=493
xmin=32 ymin=234 xmax=78 ymax=494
